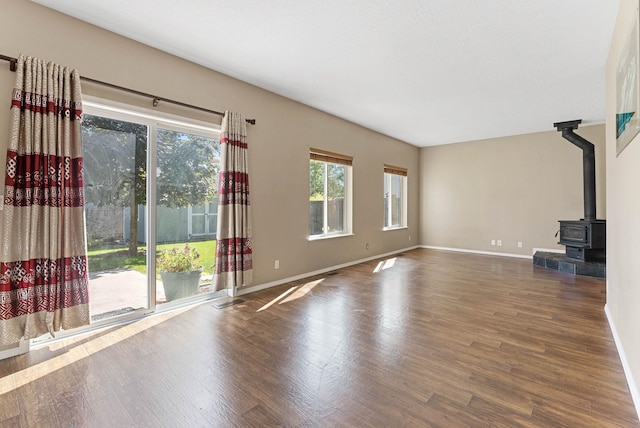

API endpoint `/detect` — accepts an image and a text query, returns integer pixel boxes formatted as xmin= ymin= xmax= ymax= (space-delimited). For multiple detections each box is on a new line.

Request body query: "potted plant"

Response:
xmin=157 ymin=244 xmax=203 ymax=301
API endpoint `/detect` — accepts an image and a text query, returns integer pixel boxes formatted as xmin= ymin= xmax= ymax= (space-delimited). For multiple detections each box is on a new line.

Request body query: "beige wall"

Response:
xmin=606 ymin=0 xmax=640 ymax=413
xmin=419 ymin=125 xmax=606 ymax=255
xmin=0 ymin=0 xmax=419 ymax=289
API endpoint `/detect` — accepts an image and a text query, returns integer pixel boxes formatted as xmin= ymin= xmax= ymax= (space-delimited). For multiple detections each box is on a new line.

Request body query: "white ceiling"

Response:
xmin=34 ymin=0 xmax=618 ymax=147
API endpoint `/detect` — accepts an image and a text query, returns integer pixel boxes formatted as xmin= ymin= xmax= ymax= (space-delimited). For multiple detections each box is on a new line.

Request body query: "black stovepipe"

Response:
xmin=554 ymin=120 xmax=596 ymax=222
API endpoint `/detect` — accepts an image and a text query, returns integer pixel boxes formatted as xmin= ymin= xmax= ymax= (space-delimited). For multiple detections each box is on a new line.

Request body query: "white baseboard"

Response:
xmin=532 ymin=247 xmax=564 ymax=254
xmin=236 ymin=245 xmax=420 ymax=296
xmin=238 ymin=244 xmax=534 ymax=297
xmin=420 ymin=245 xmax=533 ymax=260
xmin=605 ymin=304 xmax=640 ymax=421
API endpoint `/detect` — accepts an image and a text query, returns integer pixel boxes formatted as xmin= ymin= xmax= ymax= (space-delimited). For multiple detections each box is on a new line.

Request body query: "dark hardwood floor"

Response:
xmin=0 ymin=248 xmax=638 ymax=427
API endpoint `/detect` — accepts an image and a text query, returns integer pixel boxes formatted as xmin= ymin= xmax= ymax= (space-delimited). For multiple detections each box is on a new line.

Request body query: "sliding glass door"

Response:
xmin=155 ymin=127 xmax=220 ymax=304
xmin=83 ymin=113 xmax=150 ymax=321
xmin=82 ymin=100 xmax=221 ymax=322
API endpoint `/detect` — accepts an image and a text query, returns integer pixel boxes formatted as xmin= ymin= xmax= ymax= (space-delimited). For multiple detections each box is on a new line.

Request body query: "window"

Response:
xmin=309 ymin=148 xmax=353 ymax=238
xmin=384 ymin=165 xmax=407 ymax=229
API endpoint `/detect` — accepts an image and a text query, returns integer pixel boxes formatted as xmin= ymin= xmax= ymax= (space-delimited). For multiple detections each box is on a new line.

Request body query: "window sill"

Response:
xmin=383 ymin=226 xmax=408 ymax=232
xmin=308 ymin=233 xmax=354 ymax=241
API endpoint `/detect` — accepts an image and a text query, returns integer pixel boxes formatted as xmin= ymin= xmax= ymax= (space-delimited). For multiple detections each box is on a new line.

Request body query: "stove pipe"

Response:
xmin=553 ymin=119 xmax=596 ymax=222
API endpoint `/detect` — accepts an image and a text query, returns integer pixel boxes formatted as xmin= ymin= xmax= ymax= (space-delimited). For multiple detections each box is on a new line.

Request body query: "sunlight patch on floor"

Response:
xmin=257 ymin=286 xmax=299 ymax=312
xmin=0 ymin=307 xmax=191 ymax=396
xmin=257 ymin=278 xmax=324 ymax=312
xmin=373 ymin=257 xmax=397 ymax=273
xmin=280 ymin=279 xmax=323 ymax=304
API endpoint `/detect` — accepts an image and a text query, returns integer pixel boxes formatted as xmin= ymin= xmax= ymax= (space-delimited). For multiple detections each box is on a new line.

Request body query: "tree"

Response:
xmin=156 ymin=129 xmax=220 ymax=207
xmin=326 ymin=163 xmax=345 ymax=200
xmin=309 ymin=160 xmax=325 ymax=200
xmin=309 ymin=160 xmax=345 ymax=201
xmin=82 ymin=114 xmax=220 ymax=255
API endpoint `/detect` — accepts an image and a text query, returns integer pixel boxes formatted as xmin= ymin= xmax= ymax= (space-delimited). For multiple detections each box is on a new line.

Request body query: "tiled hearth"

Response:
xmin=533 ymin=251 xmax=606 ymax=278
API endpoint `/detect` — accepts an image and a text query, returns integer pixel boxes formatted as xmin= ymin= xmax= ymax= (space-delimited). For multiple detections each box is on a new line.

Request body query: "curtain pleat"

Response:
xmin=0 ymin=55 xmax=89 ymax=345
xmin=213 ymin=111 xmax=253 ymax=292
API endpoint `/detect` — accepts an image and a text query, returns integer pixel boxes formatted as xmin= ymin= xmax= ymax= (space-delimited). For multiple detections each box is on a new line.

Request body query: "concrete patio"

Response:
xmin=88 ymin=269 xmax=158 ymax=320
xmin=88 ymin=269 xmax=215 ymax=320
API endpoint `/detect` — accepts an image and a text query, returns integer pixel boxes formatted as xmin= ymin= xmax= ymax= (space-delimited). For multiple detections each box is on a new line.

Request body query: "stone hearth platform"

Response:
xmin=533 ymin=251 xmax=606 ymax=278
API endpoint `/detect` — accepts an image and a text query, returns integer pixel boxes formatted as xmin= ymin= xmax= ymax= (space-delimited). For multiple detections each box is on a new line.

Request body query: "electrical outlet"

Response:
xmin=491 ymin=240 xmax=496 ymax=246
xmin=497 ymin=240 xmax=502 ymax=246
xmin=408 ymin=235 xmax=411 ymax=241
xmin=274 ymin=260 xmax=279 ymax=269
xmin=518 ymin=241 xmax=523 ymax=248
xmin=366 ymin=243 xmax=370 ymax=250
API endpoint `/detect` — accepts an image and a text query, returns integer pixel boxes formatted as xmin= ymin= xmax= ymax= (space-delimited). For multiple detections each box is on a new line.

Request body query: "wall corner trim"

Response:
xmin=605 ymin=304 xmax=640 ymax=421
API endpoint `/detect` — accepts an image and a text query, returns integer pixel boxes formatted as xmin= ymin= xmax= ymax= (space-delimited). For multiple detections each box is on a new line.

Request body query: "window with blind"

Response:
xmin=384 ymin=165 xmax=407 ymax=229
xmin=309 ymin=148 xmax=353 ymax=238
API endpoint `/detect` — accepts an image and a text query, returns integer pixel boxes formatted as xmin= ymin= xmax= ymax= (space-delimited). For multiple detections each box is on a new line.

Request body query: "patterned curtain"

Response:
xmin=214 ymin=111 xmax=253 ymax=293
xmin=0 ymin=55 xmax=89 ymax=346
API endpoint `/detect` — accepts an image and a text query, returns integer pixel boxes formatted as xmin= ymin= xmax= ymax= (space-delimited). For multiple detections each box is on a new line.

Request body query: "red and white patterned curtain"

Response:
xmin=0 ymin=55 xmax=90 ymax=346
xmin=214 ymin=111 xmax=253 ymax=293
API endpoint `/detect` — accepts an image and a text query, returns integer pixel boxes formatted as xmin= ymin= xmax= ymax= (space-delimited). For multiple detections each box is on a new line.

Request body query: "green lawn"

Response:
xmin=87 ymin=240 xmax=217 ymax=276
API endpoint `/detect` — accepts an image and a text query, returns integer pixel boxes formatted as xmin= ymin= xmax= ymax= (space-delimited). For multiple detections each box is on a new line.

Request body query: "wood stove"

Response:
xmin=554 ymin=120 xmax=606 ymax=261
xmin=558 ymin=219 xmax=606 ymax=261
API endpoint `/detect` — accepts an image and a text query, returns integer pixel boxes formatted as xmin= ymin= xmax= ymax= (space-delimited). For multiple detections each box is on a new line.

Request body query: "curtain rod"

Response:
xmin=0 ymin=54 xmax=256 ymax=125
